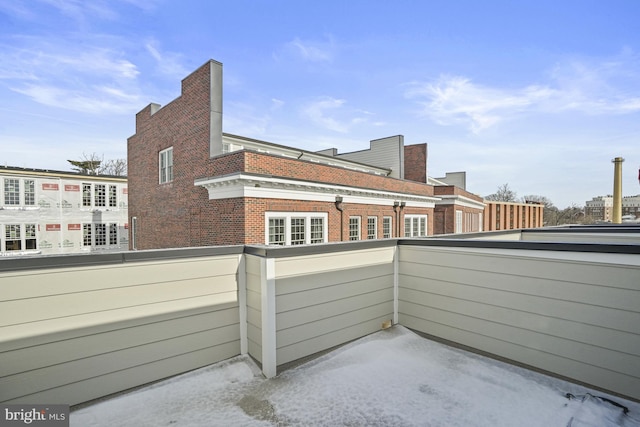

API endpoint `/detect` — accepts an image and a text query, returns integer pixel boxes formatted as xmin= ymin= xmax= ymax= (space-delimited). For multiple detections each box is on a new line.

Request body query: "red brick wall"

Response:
xmin=128 ymin=60 xmax=439 ymax=249
xmin=128 ymin=61 xmax=234 ymax=250
xmin=404 ymin=144 xmax=427 ymax=183
xmin=217 ymin=151 xmax=436 ymax=197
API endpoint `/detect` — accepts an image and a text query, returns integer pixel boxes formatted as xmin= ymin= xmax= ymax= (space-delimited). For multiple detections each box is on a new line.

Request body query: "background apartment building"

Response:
xmin=128 ymin=60 xmax=489 ymax=250
xmin=0 ymin=166 xmax=128 ymax=256
xmin=585 ymin=194 xmax=640 ymax=222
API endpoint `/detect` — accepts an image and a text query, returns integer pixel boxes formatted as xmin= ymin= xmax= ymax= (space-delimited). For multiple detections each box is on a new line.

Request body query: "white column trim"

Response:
xmin=237 ymin=254 xmax=248 ymax=355
xmin=260 ymin=257 xmax=277 ymax=378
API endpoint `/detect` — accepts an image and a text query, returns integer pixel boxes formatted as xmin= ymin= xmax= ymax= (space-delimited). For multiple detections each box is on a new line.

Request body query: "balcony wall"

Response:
xmin=1 ymin=235 xmax=639 ymax=406
xmin=398 ymin=240 xmax=640 ymax=401
xmin=0 ymin=247 xmax=243 ymax=405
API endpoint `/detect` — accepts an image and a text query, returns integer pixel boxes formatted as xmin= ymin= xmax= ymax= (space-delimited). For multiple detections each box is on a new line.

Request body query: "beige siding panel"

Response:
xmin=271 ymin=249 xmax=395 ymax=367
xmin=401 ymin=262 xmax=640 ymax=312
xmin=244 ymin=255 xmax=263 ymax=365
xmin=398 ymin=244 xmax=640 ymax=401
xmin=277 ymin=274 xmax=393 ymax=313
xmin=0 ymin=295 xmax=237 ymax=348
xmin=1 ymin=324 xmax=240 ymax=403
xmin=277 ymin=288 xmax=393 ymax=330
xmin=276 ymin=263 xmax=393 ymax=296
xmin=400 ymin=298 xmax=639 ymax=376
xmin=274 ymin=247 xmax=395 ymax=279
xmin=277 ymin=302 xmax=393 ymax=348
xmin=1 ymin=278 xmax=237 ymax=327
xmin=401 ymin=247 xmax=640 ymax=289
xmin=277 ymin=317 xmax=390 ymax=366
xmin=0 ymin=255 xmax=240 ymax=300
xmin=522 ymin=232 xmax=640 ymax=244
xmin=1 ymin=307 xmax=239 ymax=377
xmin=3 ymin=341 xmax=240 ymax=405
xmin=400 ymin=313 xmax=639 ymax=401
xmin=247 ymin=323 xmax=262 ymax=364
xmin=399 ymin=285 xmax=640 ymax=356
xmin=400 ymin=274 xmax=640 ymax=335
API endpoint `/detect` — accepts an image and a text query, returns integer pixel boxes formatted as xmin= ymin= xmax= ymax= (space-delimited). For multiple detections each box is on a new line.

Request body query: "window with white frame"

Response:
xmin=159 ymin=147 xmax=174 ymax=184
xmin=95 ymin=184 xmax=106 ymax=207
xmin=82 ymin=183 xmax=92 ymax=207
xmin=404 ymin=215 xmax=427 ymax=237
xmin=4 ymin=178 xmax=20 ymax=205
xmin=109 ymin=185 xmax=117 ymax=207
xmin=3 ymin=224 xmax=37 ymax=251
xmin=24 ymin=180 xmax=35 ymax=206
xmin=367 ymin=216 xmax=377 ymax=239
xmin=310 ymin=217 xmax=324 ymax=244
xmin=265 ymin=212 xmax=327 ymax=245
xmin=455 ymin=210 xmax=463 ymax=233
xmin=290 ymin=218 xmax=306 ymax=245
xmin=349 ymin=216 xmax=360 ymax=241
xmin=2 ymin=179 xmax=36 ymax=206
xmin=268 ymin=217 xmax=286 ymax=245
xmin=109 ymin=223 xmax=118 ymax=245
xmin=82 ymin=223 xmax=121 ymax=248
xmin=382 ymin=216 xmax=392 ymax=238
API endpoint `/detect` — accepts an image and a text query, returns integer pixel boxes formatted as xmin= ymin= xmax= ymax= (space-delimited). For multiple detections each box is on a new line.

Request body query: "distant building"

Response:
xmin=127 ymin=60 xmax=488 ymax=249
xmin=0 ymin=166 xmax=128 ymax=256
xmin=585 ymin=195 xmax=640 ymax=222
xmin=483 ymin=200 xmax=544 ymax=231
xmin=622 ymin=195 xmax=640 ymax=220
xmin=585 ymin=196 xmax=614 ymax=222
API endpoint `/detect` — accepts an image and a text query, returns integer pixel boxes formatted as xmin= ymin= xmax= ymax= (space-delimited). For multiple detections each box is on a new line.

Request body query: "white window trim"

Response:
xmin=382 ymin=216 xmax=393 ymax=238
xmin=159 ymin=147 xmax=174 ymax=184
xmin=2 ymin=223 xmax=38 ymax=254
xmin=367 ymin=216 xmax=377 ymax=239
xmin=349 ymin=216 xmax=361 ymax=241
xmin=265 ymin=212 xmax=328 ymax=245
xmin=456 ymin=210 xmax=463 ymax=234
xmin=404 ymin=214 xmax=428 ymax=237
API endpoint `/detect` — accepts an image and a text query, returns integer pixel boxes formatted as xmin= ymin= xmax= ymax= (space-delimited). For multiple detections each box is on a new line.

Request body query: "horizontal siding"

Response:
xmin=0 ymin=253 xmax=242 ymax=405
xmin=274 ymin=250 xmax=395 ymax=366
xmin=398 ymin=245 xmax=640 ymax=400
xmin=521 ymin=231 xmax=640 ymax=244
xmin=4 ymin=341 xmax=240 ymax=405
xmin=244 ymin=255 xmax=262 ymax=364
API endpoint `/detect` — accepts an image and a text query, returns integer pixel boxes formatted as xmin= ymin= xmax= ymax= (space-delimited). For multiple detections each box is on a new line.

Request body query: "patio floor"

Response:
xmin=71 ymin=326 xmax=639 ymax=426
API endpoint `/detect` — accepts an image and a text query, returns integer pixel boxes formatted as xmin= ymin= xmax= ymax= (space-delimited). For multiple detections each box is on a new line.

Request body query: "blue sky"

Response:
xmin=1 ymin=0 xmax=639 ymax=208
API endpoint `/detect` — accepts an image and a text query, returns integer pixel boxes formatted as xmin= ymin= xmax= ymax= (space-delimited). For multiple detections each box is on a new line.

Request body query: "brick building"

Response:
xmin=483 ymin=200 xmax=544 ymax=231
xmin=128 ymin=60 xmax=486 ymax=249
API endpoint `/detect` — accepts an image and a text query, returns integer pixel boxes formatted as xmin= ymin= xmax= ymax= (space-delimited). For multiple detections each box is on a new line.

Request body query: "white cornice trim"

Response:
xmin=195 ymin=173 xmax=439 ymax=207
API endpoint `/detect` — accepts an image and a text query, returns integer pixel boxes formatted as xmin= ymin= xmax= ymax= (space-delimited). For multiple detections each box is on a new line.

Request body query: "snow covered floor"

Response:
xmin=71 ymin=326 xmax=639 ymax=426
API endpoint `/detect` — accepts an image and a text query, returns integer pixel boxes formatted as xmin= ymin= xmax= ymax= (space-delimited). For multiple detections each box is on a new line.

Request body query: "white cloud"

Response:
xmin=407 ymin=53 xmax=640 ymax=133
xmin=145 ymin=40 xmax=189 ymax=78
xmin=277 ymin=36 xmax=336 ymax=63
xmin=0 ymin=35 xmax=143 ymax=114
xmin=301 ymin=97 xmax=383 ymax=133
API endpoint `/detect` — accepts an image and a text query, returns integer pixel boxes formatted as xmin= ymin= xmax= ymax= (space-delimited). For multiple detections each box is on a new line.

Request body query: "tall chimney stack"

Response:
xmin=612 ymin=157 xmax=624 ymax=224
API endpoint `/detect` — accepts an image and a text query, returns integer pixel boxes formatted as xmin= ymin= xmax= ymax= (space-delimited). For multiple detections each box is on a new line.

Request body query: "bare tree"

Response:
xmin=485 ymin=183 xmax=517 ymax=202
xmin=100 ymin=158 xmax=128 ymax=176
xmin=68 ymin=153 xmax=103 ymax=175
xmin=68 ymin=153 xmax=127 ymax=176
